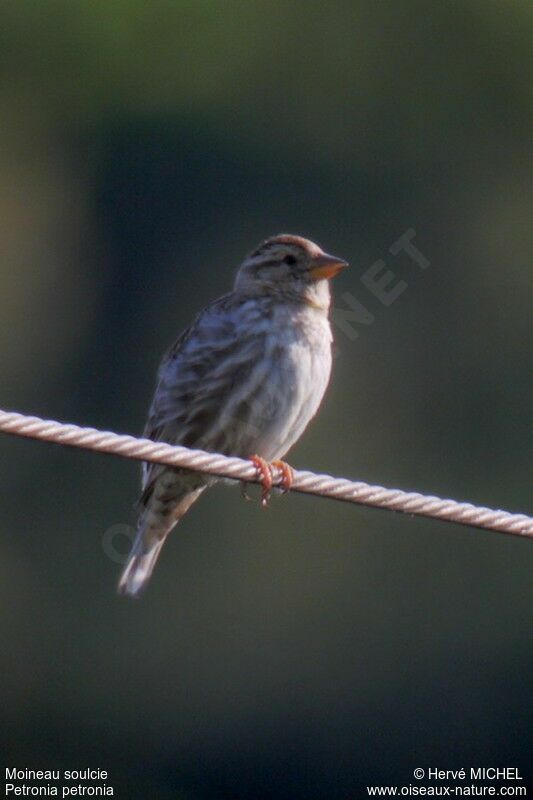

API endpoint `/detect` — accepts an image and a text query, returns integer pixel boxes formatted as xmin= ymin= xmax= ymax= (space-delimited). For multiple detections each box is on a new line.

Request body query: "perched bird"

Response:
xmin=118 ymin=234 xmax=348 ymax=596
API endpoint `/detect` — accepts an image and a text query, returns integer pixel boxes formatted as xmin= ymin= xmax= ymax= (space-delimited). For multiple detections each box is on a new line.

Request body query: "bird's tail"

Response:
xmin=118 ymin=536 xmax=167 ymax=598
xmin=118 ymin=484 xmax=205 ymax=598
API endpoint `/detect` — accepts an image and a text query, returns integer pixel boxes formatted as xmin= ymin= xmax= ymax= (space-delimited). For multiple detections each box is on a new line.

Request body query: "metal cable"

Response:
xmin=0 ymin=408 xmax=531 ymax=539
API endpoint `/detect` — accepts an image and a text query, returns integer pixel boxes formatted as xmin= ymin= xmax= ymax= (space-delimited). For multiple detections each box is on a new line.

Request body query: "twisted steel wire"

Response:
xmin=0 ymin=408 xmax=531 ymax=539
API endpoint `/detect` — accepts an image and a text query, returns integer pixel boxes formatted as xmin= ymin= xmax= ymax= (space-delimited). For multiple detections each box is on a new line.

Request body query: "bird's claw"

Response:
xmin=271 ymin=460 xmax=294 ymax=494
xmin=249 ymin=454 xmax=273 ymax=507
xmin=248 ymin=455 xmax=294 ymax=507
xmin=240 ymin=481 xmax=254 ymax=502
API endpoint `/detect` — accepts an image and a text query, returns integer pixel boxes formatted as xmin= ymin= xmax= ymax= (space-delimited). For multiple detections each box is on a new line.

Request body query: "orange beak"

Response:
xmin=308 ymin=252 xmax=349 ymax=281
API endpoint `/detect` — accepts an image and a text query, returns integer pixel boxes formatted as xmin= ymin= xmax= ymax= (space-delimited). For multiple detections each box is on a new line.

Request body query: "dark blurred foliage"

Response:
xmin=1 ymin=2 xmax=532 ymax=798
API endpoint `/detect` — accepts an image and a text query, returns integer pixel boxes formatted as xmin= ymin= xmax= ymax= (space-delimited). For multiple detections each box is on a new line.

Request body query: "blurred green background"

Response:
xmin=1 ymin=2 xmax=532 ymax=797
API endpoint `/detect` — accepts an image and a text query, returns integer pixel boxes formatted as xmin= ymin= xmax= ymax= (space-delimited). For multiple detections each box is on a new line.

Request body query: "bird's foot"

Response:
xmin=271 ymin=460 xmax=294 ymax=494
xmin=247 ymin=456 xmax=294 ymax=506
xmin=248 ymin=454 xmax=273 ymax=507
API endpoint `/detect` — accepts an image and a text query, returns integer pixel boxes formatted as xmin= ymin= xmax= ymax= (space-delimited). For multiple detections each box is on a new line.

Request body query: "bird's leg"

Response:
xmin=248 ymin=454 xmax=273 ymax=507
xmin=246 ymin=456 xmax=294 ymax=505
xmin=271 ymin=460 xmax=294 ymax=494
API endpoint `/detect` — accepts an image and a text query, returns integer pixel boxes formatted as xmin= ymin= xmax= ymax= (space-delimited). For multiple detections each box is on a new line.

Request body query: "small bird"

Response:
xmin=118 ymin=234 xmax=348 ymax=596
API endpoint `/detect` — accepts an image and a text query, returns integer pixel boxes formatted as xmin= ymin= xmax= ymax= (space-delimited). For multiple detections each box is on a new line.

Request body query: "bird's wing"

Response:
xmin=140 ymin=294 xmax=267 ymax=500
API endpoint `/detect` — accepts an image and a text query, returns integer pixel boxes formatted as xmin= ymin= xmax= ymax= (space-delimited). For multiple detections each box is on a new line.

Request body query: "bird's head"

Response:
xmin=234 ymin=234 xmax=348 ymax=308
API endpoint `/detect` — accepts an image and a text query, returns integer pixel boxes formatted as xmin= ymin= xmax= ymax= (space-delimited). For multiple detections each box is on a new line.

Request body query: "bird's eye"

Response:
xmin=283 ymin=255 xmax=297 ymax=265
